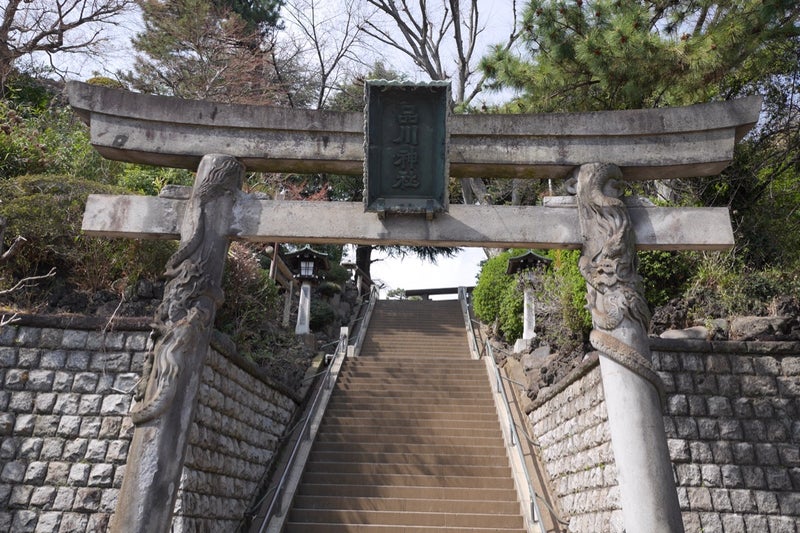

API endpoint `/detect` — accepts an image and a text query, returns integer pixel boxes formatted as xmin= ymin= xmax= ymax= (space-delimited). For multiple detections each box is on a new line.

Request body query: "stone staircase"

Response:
xmin=284 ymin=299 xmax=526 ymax=532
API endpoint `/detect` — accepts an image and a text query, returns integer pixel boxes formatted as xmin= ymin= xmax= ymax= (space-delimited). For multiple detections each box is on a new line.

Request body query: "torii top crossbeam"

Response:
xmin=67 ymin=81 xmax=760 ymax=181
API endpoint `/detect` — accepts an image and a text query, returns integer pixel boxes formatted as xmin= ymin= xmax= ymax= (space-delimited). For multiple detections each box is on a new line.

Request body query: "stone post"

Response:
xmin=110 ymin=154 xmax=243 ymax=533
xmin=283 ymin=281 xmax=294 ymax=328
xmin=573 ymin=163 xmax=684 ymax=533
xmin=522 ymin=283 xmax=536 ymax=340
xmin=295 ymin=281 xmax=312 ymax=335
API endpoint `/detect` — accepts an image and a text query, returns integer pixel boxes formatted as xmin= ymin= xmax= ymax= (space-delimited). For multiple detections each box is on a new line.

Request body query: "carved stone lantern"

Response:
xmin=285 ymin=246 xmax=330 ymax=335
xmin=506 ymin=251 xmax=552 ymax=352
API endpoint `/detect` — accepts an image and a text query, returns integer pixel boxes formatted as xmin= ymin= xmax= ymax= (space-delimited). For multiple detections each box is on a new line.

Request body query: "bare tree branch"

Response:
xmin=0 ymin=0 xmax=135 ymax=90
xmin=0 ymin=267 xmax=57 ymax=296
xmin=282 ymin=0 xmax=370 ymax=109
xmin=362 ymin=0 xmax=520 ymax=109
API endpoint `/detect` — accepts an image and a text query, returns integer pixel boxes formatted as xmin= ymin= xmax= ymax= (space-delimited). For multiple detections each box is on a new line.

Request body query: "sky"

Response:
xmin=352 ymin=247 xmax=488 ymax=298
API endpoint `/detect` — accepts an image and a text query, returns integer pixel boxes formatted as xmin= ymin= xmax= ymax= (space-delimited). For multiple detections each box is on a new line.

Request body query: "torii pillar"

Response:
xmin=573 ymin=163 xmax=684 ymax=532
xmin=110 ymin=154 xmax=243 ymax=533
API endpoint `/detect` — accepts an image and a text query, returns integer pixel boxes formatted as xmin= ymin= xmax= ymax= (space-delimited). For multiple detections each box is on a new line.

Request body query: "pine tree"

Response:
xmin=123 ymin=0 xmax=305 ymax=105
xmin=481 ymin=0 xmax=799 ymax=112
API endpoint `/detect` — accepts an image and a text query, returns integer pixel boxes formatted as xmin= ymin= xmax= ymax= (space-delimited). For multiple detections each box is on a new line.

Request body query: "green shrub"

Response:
xmin=546 ymin=250 xmax=592 ymax=333
xmin=498 ymin=280 xmax=524 ymax=340
xmin=0 ymin=174 xmax=175 ymax=293
xmin=317 ymin=281 xmax=342 ymax=298
xmin=323 ymin=262 xmax=350 ymax=284
xmin=473 ymin=250 xmax=520 ymax=327
xmin=638 ymin=250 xmax=696 ymax=307
xmin=216 ymin=242 xmax=281 ymax=354
xmin=0 ymin=95 xmax=122 ymax=183
xmin=310 ymin=300 xmax=336 ymax=330
xmin=473 ymin=248 xmax=591 ymax=346
xmin=117 ymin=164 xmax=194 ymax=196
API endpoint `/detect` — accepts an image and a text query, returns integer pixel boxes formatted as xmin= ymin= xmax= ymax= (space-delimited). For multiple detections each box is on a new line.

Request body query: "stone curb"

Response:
xmin=530 ymin=352 xmax=600 ymax=411
xmin=650 ymin=338 xmax=800 ymax=355
xmin=7 ymin=313 xmax=151 ymax=331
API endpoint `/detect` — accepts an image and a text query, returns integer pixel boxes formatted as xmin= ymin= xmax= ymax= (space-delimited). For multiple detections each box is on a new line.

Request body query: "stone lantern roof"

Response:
xmin=506 ymin=251 xmax=552 ymax=275
xmin=285 ymin=245 xmax=330 ymax=282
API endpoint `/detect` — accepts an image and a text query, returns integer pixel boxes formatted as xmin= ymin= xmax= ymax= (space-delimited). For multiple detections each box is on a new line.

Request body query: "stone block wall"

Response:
xmin=529 ymin=340 xmax=800 ymax=533
xmin=652 ymin=338 xmax=800 ymax=533
xmin=0 ymin=317 xmax=301 ymax=532
xmin=172 ymin=341 xmax=298 ymax=532
xmin=0 ymin=318 xmax=149 ymax=533
xmin=529 ymin=353 xmax=622 ymax=532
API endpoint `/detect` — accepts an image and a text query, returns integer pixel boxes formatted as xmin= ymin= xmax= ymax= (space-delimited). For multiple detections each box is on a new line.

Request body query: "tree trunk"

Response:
xmin=355 ymin=244 xmax=373 ymax=279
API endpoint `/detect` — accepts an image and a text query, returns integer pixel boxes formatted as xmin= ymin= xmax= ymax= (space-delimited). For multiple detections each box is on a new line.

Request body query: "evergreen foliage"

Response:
xmin=124 ymin=0 xmax=307 ymax=105
xmin=213 ymin=0 xmax=285 ymax=32
xmin=0 ymin=86 xmax=117 ymax=182
xmin=474 ymin=0 xmax=800 ymax=331
xmin=473 ymin=248 xmax=592 ymax=344
xmin=0 ymin=175 xmax=175 ymax=293
xmin=481 ymin=0 xmax=800 ymax=112
xmin=473 ymin=250 xmax=518 ymax=329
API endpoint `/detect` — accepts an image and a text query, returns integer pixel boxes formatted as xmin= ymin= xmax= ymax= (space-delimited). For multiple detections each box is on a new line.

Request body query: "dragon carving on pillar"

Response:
xmin=571 ymin=163 xmax=666 ymax=407
xmin=130 ymin=155 xmax=243 ymax=425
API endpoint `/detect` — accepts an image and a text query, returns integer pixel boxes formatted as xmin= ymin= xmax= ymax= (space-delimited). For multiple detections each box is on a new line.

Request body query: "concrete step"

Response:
xmin=314 ymin=432 xmax=505 ymax=447
xmin=324 ymin=399 xmax=494 ymax=414
xmin=299 ymin=471 xmax=515 ymax=490
xmin=292 ymin=494 xmax=521 ymax=515
xmin=322 ymin=415 xmax=499 ymax=430
xmin=310 ymin=441 xmax=507 ymax=457
xmin=307 ymin=450 xmax=510 ymax=468
xmin=296 ymin=483 xmax=518 ymax=501
xmin=345 ymin=358 xmax=478 ymax=365
xmin=288 ymin=509 xmax=524 ymax=529
xmin=319 ymin=422 xmax=501 ymax=438
xmin=324 ymin=408 xmax=498 ymax=422
xmin=338 ymin=374 xmax=489 ymax=392
xmin=335 ymin=370 xmax=486 ymax=382
xmin=284 ymin=523 xmax=524 ymax=533
xmin=304 ymin=461 xmax=512 ymax=479
xmin=328 ymin=389 xmax=493 ymax=401
xmin=331 ymin=383 xmax=491 ymax=395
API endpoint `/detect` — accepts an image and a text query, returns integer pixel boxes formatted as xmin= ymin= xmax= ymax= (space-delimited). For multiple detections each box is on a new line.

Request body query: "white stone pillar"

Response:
xmin=295 ymin=281 xmax=312 ymax=335
xmin=574 ymin=163 xmax=684 ymax=533
xmin=522 ymin=286 xmax=536 ymax=340
xmin=600 ymin=355 xmax=683 ymax=532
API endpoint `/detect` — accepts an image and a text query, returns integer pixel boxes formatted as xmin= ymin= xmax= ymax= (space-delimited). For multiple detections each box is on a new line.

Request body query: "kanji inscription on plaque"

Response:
xmin=364 ymin=80 xmax=450 ymax=218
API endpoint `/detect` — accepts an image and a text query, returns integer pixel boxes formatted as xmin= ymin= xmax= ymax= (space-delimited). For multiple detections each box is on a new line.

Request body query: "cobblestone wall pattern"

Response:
xmin=0 ymin=321 xmax=299 ymax=532
xmin=530 ymin=341 xmax=800 ymax=533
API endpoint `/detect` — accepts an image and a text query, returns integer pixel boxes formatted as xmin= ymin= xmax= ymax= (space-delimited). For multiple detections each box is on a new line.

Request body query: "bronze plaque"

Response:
xmin=364 ymin=80 xmax=450 ymax=217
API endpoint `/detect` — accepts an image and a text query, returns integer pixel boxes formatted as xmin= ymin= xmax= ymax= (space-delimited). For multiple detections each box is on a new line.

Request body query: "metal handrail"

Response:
xmin=458 ymin=287 xmax=545 ymax=533
xmin=350 ymin=284 xmax=379 ymax=358
xmin=486 ymin=340 xmax=544 ymax=531
xmin=256 ymin=327 xmax=349 ymax=533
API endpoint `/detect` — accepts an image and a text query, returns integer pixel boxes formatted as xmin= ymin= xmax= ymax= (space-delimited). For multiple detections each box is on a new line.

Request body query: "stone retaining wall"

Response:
xmin=529 ymin=353 xmax=622 ymax=532
xmin=652 ymin=338 xmax=799 ymax=533
xmin=530 ymin=339 xmax=800 ymax=533
xmin=0 ymin=316 xmax=300 ymax=532
xmin=172 ymin=339 xmax=298 ymax=532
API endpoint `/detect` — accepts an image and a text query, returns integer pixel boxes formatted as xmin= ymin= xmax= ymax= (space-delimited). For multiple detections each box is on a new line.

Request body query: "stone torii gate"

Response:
xmin=67 ymin=81 xmax=760 ymax=533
